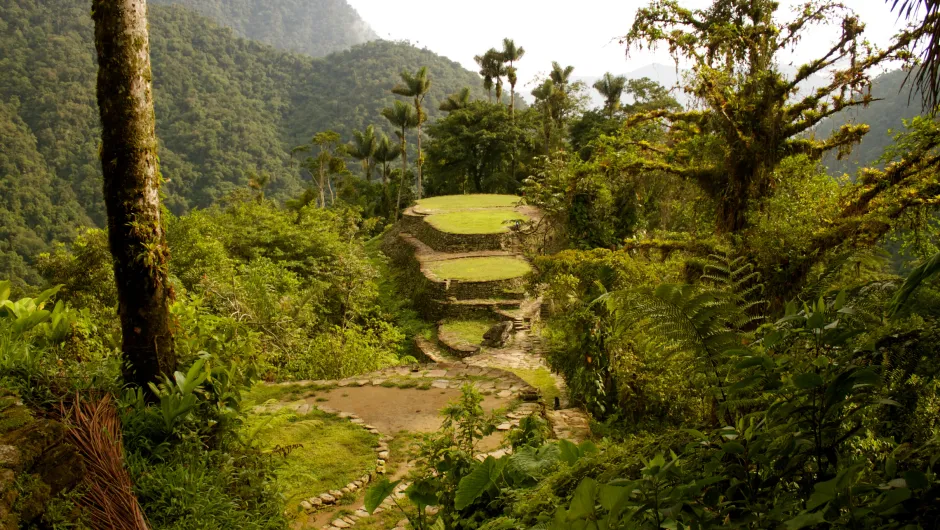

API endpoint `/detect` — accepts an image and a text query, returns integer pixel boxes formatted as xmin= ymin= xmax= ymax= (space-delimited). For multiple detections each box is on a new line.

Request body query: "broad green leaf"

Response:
xmin=406 ymin=479 xmax=438 ymax=507
xmin=579 ymin=440 xmax=598 ymax=455
xmin=785 ymin=511 xmax=827 ymax=530
xmin=903 ymin=470 xmax=928 ymax=490
xmin=364 ymin=477 xmax=400 ymax=513
xmin=833 ymin=290 xmax=847 ymax=310
xmin=33 ymin=284 xmax=62 ymax=307
xmin=558 ymin=439 xmax=580 ymax=465
xmin=885 ymin=457 xmax=897 ymax=478
xmin=0 ymin=280 xmax=9 ymax=303
xmin=598 ymin=485 xmax=627 ymax=511
xmin=793 ymin=373 xmax=824 ymax=389
xmin=455 ymin=457 xmax=497 ymax=510
xmin=567 ymin=477 xmax=599 ymax=519
xmin=873 ymin=487 xmax=911 ymax=513
xmin=722 ymin=441 xmax=745 ymax=454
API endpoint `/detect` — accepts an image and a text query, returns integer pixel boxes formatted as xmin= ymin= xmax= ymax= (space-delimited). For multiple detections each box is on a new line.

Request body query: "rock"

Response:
xmin=319 ymin=493 xmax=336 ymax=504
xmin=369 ymin=429 xmax=380 ymax=435
xmin=377 ymin=451 xmax=389 ymax=459
xmin=0 ymin=446 xmax=20 ymax=468
xmin=309 ymin=497 xmax=323 ymax=507
xmin=341 ymin=487 xmax=350 ymax=494
xmin=497 ymin=390 xmax=513 ymax=398
xmin=360 ymin=474 xmax=371 ymax=484
xmin=482 ymin=321 xmax=514 ymax=348
xmin=300 ymin=500 xmax=312 ymax=511
xmin=355 ymin=509 xmax=369 ymax=517
xmin=346 ymin=482 xmax=358 ymax=491
xmin=496 ymin=423 xmax=512 ymax=431
xmin=331 ymin=519 xmax=350 ymax=528
xmin=342 ymin=516 xmax=355 ymax=524
xmin=425 ymin=369 xmax=447 ymax=378
xmin=329 ymin=489 xmax=343 ymax=499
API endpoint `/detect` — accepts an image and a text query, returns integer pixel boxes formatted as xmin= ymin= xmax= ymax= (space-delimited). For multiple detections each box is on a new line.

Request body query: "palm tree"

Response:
xmin=439 ymin=87 xmax=472 ymax=112
xmin=381 ymin=101 xmax=418 ymax=219
xmin=475 ymin=49 xmax=503 ymax=103
xmin=550 ymin=61 xmax=575 ymax=85
xmin=392 ymin=67 xmax=432 ymax=200
xmin=348 ymin=125 xmax=377 ymax=181
xmin=593 ymin=72 xmax=628 ymax=118
xmin=372 ymin=133 xmax=401 ymax=187
xmin=890 ymin=0 xmax=940 ymax=109
xmin=501 ymin=38 xmax=525 ymax=115
xmin=372 ymin=133 xmax=401 ymax=216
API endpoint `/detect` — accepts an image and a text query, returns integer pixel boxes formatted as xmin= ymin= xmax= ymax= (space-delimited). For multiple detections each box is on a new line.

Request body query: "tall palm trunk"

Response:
xmin=415 ymin=98 xmax=423 ymax=200
xmin=395 ymin=130 xmax=407 ymax=220
xmin=92 ymin=0 xmax=175 ymax=388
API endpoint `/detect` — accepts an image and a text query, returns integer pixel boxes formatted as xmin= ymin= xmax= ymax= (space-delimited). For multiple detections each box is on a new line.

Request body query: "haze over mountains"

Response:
xmin=151 ymin=0 xmax=379 ymax=57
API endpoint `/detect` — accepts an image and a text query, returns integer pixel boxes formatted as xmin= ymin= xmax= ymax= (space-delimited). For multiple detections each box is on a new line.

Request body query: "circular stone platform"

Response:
xmin=425 ymin=256 xmax=532 ymax=282
xmin=413 ymin=194 xmax=519 ymax=214
xmin=425 ymin=210 xmax=529 ymax=234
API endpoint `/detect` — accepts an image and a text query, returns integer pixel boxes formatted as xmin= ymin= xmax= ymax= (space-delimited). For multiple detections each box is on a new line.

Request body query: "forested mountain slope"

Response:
xmin=816 ymin=68 xmax=922 ymax=176
xmin=0 ymin=0 xmax=485 ymax=285
xmin=150 ymin=0 xmax=379 ymax=57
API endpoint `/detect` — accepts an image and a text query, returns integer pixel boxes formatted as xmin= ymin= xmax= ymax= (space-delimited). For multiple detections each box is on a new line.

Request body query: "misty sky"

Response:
xmin=347 ymin=0 xmax=911 ymax=92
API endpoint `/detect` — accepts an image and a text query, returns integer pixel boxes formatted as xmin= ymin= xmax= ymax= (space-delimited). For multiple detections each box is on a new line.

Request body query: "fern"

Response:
xmin=889 ymin=250 xmax=940 ymax=316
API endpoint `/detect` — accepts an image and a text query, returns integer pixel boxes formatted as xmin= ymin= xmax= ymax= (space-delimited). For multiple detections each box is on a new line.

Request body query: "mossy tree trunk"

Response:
xmin=92 ymin=0 xmax=176 ymax=388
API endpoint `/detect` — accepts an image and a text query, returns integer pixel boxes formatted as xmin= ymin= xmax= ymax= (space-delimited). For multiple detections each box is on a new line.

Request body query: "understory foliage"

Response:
xmin=0 ymin=282 xmax=286 ymax=529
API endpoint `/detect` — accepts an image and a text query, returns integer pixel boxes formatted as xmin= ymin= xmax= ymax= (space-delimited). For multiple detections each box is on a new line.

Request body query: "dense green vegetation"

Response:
xmin=151 ymin=0 xmax=378 ymax=57
xmin=3 ymin=0 xmax=940 ymax=528
xmin=0 ymin=0 xmax=486 ymax=285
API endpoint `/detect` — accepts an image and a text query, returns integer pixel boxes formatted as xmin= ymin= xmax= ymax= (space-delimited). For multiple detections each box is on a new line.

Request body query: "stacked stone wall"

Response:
xmin=410 ymin=220 xmax=512 ymax=253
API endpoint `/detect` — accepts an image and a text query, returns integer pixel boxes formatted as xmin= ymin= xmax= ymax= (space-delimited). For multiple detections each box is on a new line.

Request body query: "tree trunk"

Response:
xmin=92 ymin=0 xmax=175 ymax=388
xmin=318 ymin=159 xmax=326 ymax=208
xmin=395 ymin=132 xmax=407 ymax=220
xmin=416 ymin=113 xmax=423 ymax=200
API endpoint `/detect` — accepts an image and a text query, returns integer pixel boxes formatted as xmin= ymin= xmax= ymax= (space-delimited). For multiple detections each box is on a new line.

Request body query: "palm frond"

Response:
xmin=889 ymin=250 xmax=940 ymax=315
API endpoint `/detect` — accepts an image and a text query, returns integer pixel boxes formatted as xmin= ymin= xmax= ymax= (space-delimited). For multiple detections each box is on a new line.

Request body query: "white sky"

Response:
xmin=346 ymin=0 xmax=910 ymax=92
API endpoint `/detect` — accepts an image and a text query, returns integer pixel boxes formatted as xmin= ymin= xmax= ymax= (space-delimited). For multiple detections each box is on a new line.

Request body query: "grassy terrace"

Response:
xmin=440 ymin=319 xmax=497 ymax=346
xmin=426 ymin=256 xmax=532 ymax=281
xmin=426 ymin=210 xmax=528 ymax=234
xmin=414 ymin=194 xmax=519 ymax=213
xmin=244 ymin=386 xmax=377 ymax=508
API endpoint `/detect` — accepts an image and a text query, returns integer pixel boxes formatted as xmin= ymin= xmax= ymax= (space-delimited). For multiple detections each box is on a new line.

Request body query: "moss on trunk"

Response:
xmin=92 ymin=0 xmax=176 ymax=387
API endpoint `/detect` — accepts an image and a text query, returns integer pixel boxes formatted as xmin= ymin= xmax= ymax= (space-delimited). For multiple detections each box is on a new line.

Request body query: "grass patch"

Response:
xmin=439 ymin=319 xmax=496 ymax=346
xmin=506 ymin=367 xmax=561 ymax=405
xmin=425 ymin=210 xmax=528 ymax=234
xmin=243 ymin=383 xmax=324 ymax=409
xmin=245 ymin=408 xmax=377 ymax=507
xmin=414 ymin=194 xmax=519 ymax=213
xmin=426 ymin=256 xmax=532 ymax=282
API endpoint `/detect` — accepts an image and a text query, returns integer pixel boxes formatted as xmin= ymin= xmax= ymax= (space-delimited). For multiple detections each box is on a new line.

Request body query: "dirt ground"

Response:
xmin=309 ymin=386 xmax=506 ymax=435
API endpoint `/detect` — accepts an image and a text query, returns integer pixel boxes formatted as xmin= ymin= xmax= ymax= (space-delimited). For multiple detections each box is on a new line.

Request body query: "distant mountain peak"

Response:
xmin=150 ymin=0 xmax=379 ymax=57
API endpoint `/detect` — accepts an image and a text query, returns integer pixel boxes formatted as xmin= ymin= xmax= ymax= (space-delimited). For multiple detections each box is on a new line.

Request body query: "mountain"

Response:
xmin=578 ymin=62 xmax=827 ymax=111
xmin=0 ymin=0 xmax=485 ymax=286
xmin=813 ymin=69 xmax=922 ymax=176
xmin=150 ymin=0 xmax=379 ymax=57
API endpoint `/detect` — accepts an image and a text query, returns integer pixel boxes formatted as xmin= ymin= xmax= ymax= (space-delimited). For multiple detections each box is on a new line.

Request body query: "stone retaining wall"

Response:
xmin=410 ymin=219 xmax=513 ymax=253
